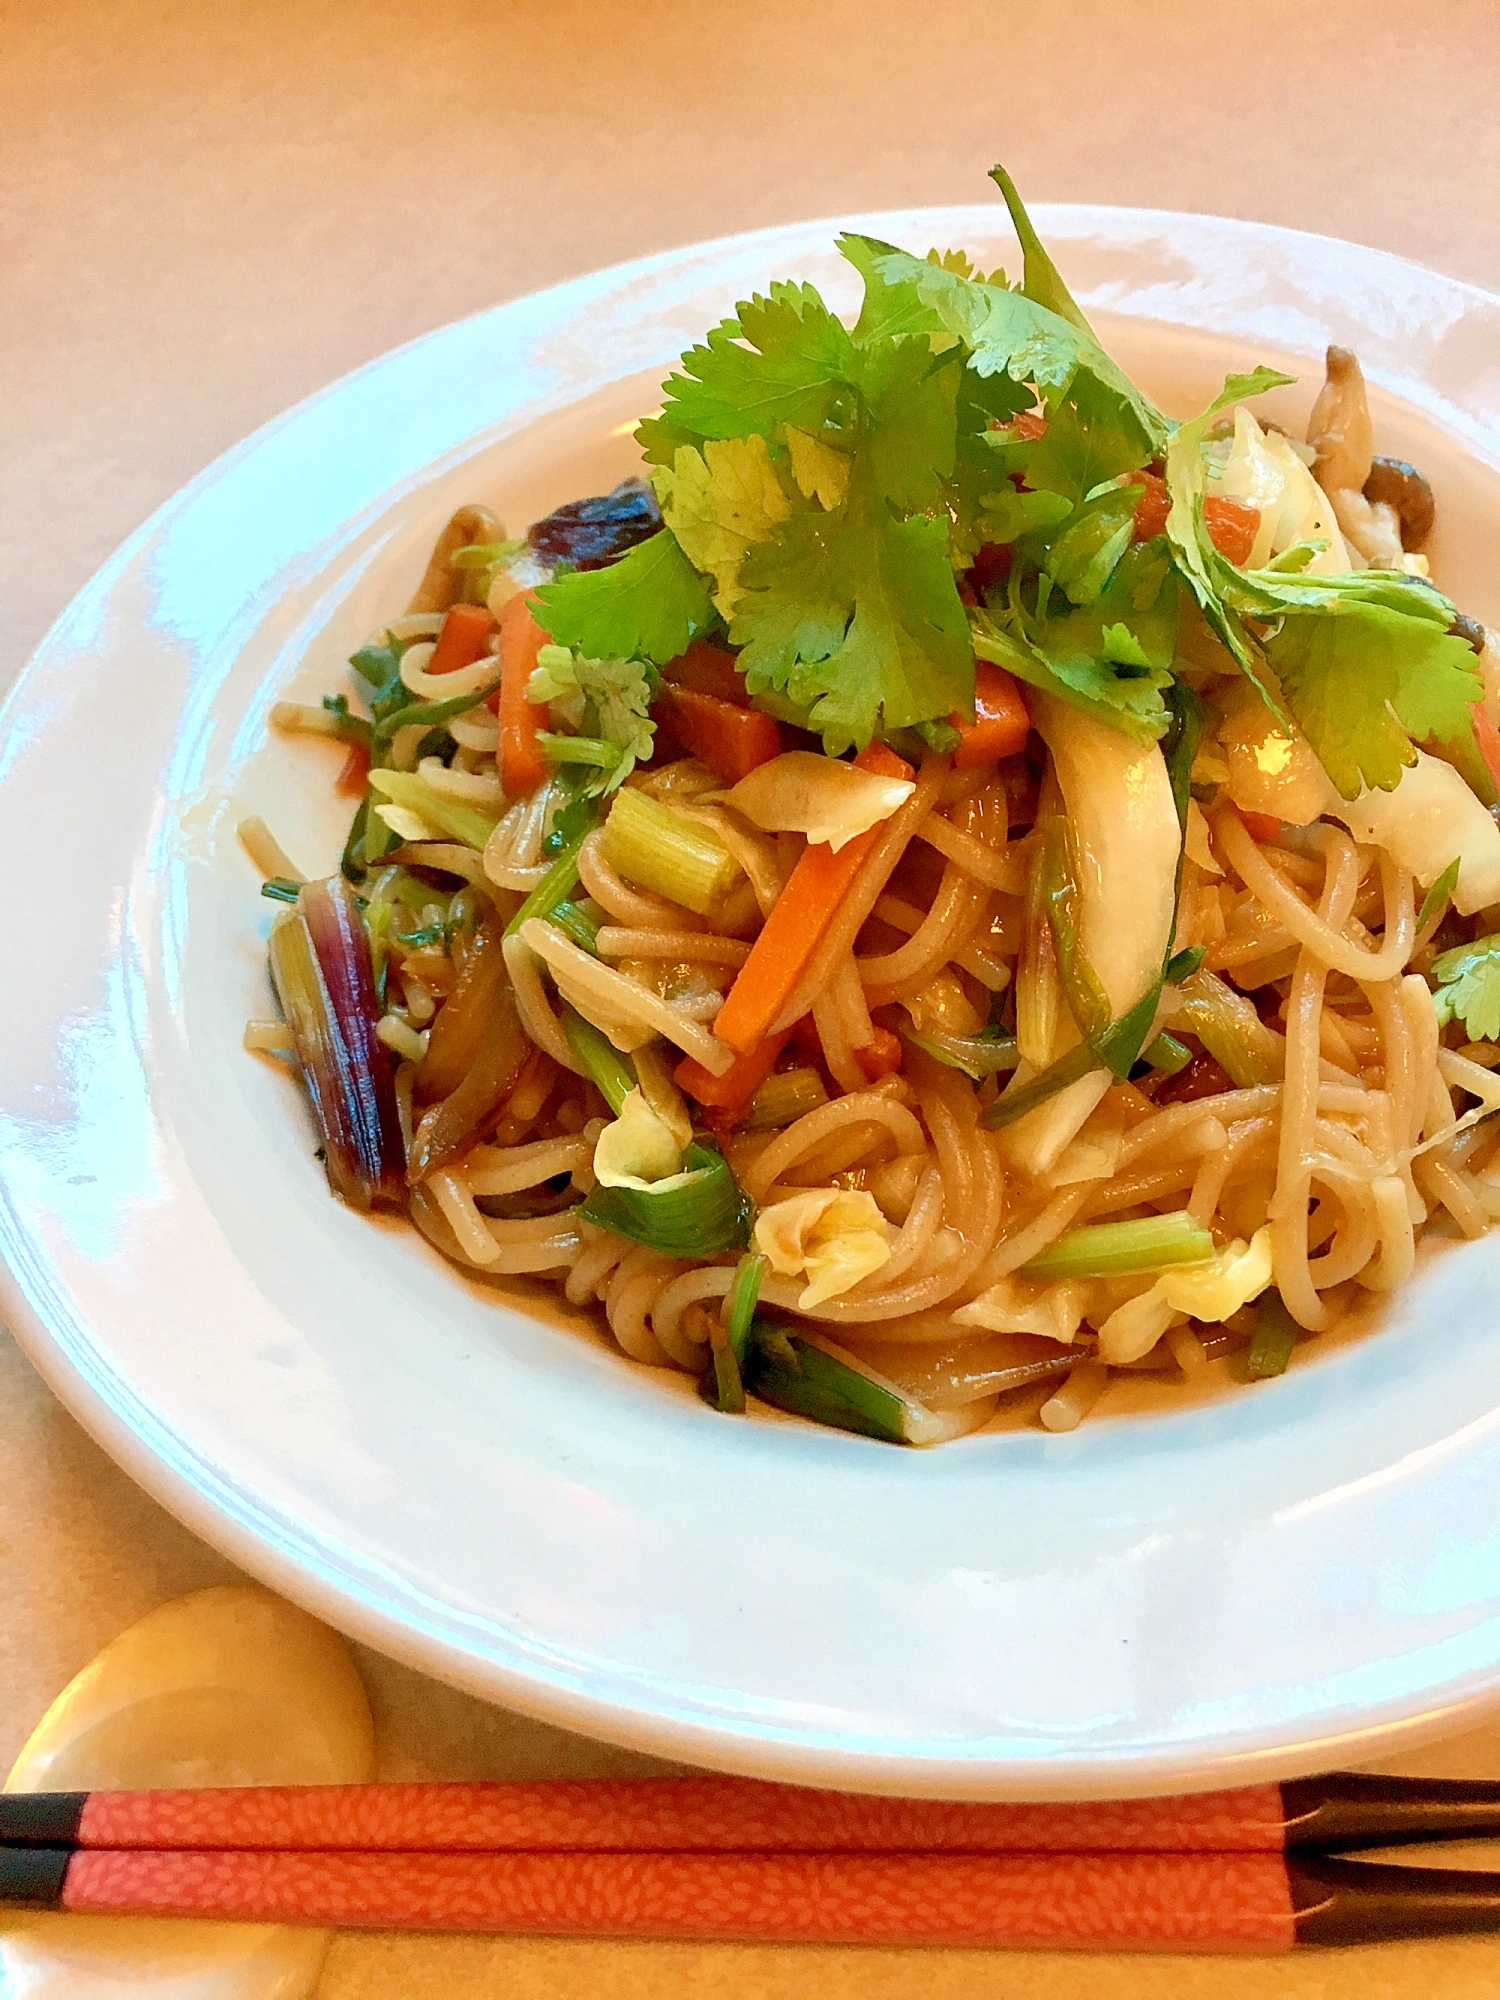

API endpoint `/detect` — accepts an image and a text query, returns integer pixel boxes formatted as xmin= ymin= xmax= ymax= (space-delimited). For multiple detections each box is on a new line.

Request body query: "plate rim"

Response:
xmin=6 ymin=202 xmax=1500 ymax=1800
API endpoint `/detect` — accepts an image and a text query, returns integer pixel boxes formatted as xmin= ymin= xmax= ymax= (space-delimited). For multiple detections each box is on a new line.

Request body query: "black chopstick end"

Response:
xmin=0 ymin=1847 xmax=71 ymax=1910
xmin=1292 ymin=1856 xmax=1500 ymax=1947
xmin=0 ymin=1792 xmax=86 ymax=1849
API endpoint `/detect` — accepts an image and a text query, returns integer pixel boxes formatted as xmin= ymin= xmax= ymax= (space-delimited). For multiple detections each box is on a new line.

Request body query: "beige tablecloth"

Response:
xmin=6 ymin=2 xmax=1500 ymax=1991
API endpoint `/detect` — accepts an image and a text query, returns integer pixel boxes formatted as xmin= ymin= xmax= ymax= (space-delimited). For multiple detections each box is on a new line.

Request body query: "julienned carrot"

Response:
xmin=662 ymin=639 xmax=747 ymax=705
xmin=1472 ymin=704 xmax=1500 ymax=802
xmin=953 ymin=660 xmax=1030 ymax=770
xmin=675 ymin=1030 xmax=792 ymax=1112
xmin=661 ymin=685 xmax=782 ymax=786
xmin=334 ymin=740 xmax=370 ymax=798
xmin=1130 ymin=473 xmax=1261 ymax=567
xmin=712 ymin=743 xmax=915 ymax=1058
xmin=495 ymin=594 xmax=550 ymax=798
xmin=429 ymin=602 xmax=497 ymax=678
xmin=854 ymin=1025 xmax=902 ymax=1082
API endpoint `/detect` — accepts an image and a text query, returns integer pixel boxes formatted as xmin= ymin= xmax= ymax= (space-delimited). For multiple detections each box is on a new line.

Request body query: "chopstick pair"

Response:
xmin=3 ymin=1771 xmax=1500 ymax=1953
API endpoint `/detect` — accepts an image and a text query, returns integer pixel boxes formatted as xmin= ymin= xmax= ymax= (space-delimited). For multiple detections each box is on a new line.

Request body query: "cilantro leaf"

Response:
xmin=989 ymin=164 xmax=1094 ymax=334
xmin=731 ymin=467 xmax=971 ymax=752
xmin=1263 ymin=586 xmax=1483 ymax=797
xmin=1204 ymin=561 xmax=1482 ymax=798
xmin=532 ymin=530 xmax=715 ymax=664
xmin=850 ymin=242 xmax=1170 ymax=466
xmin=650 ymin=436 xmax=793 ymax=617
xmin=1418 ymin=856 xmax=1462 ymax=932
xmin=1431 ymin=934 xmax=1500 ymax=1040
xmin=636 ymin=283 xmax=859 ymax=464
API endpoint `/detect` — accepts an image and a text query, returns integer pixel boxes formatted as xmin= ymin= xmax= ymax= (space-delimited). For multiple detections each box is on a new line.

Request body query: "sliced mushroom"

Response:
xmin=1450 ymin=610 xmax=1488 ymax=655
xmin=1305 ymin=346 xmax=1409 ymax=568
xmin=1307 ymin=346 xmax=1372 ymax=494
xmin=1363 ymin=456 xmax=1435 ymax=550
xmin=406 ymin=503 xmax=504 ymax=615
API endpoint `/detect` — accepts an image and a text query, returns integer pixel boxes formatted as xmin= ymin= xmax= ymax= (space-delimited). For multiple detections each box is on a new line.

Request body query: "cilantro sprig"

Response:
xmin=523 ymin=161 xmax=1488 ymax=814
xmin=1432 ymin=935 xmax=1500 ymax=1041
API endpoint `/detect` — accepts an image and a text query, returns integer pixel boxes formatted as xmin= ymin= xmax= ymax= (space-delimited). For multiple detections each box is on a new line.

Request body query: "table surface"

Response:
xmin=7 ymin=1 xmax=1500 ymax=1991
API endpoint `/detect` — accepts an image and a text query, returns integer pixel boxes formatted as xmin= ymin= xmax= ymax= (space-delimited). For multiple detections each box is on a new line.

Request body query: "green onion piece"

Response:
xmin=1042 ymin=816 xmax=1110 ymax=1038
xmin=981 ymin=1041 xmax=1099 ymax=1129
xmin=260 ymin=877 xmax=302 ymax=905
xmin=1418 ymin=857 xmax=1462 ymax=934
xmin=600 ymin=786 xmax=743 ymax=918
xmin=723 ymin=1254 xmax=765 ymax=1371
xmin=1092 ymin=979 xmax=1165 ymax=1080
xmin=1165 ymin=944 xmax=1207 ymax=984
xmin=536 ymin=732 xmax=617 ymax=770
xmin=450 ymin=536 xmax=526 ymax=569
xmin=366 ymin=770 xmax=501 ymax=851
xmin=1246 ymin=1289 xmax=1300 ymax=1379
xmin=504 ymin=827 xmax=593 ymax=940
xmin=902 ymin=1026 xmax=1021 ymax=1082
xmin=1020 ymin=1210 xmax=1215 ymax=1281
xmin=1162 ymin=681 xmax=1206 ymax=833
xmin=373 ymin=679 xmax=500 ymax=743
xmin=548 ymin=900 xmax=600 ymax=955
xmin=1142 ymin=1030 xmax=1192 ymax=1076
xmin=321 ymin=694 xmax=374 ymax=746
xmin=706 ymin=1252 xmax=766 ymax=1414
xmin=1172 ymin=971 xmax=1284 ymax=1087
xmin=561 ymin=1007 xmax=635 ymax=1114
xmin=340 ymin=793 xmax=374 ymax=881
xmin=580 ymin=1143 xmax=754 ymax=1257
xmin=741 ymin=1324 xmax=910 ymax=1444
xmin=742 ymin=1067 xmax=829 ymax=1131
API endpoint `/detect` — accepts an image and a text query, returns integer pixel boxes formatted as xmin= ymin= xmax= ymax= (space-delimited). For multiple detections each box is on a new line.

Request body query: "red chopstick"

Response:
xmin=2 ymin=1770 xmax=1495 ymax=1858
xmin=4 ymin=1775 xmax=1500 ymax=1951
xmin=6 ymin=1845 xmax=1500 ymax=1951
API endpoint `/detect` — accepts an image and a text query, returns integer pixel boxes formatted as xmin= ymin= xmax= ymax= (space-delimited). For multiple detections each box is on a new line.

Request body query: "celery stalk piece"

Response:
xmin=562 ymin=1008 xmax=636 ymax=1115
xmin=1246 ymin=1290 xmax=1300 ymax=1379
xmin=580 ymin=1143 xmax=754 ymax=1257
xmin=741 ymin=1324 xmax=912 ymax=1444
xmin=365 ymin=770 xmax=501 ymax=851
xmin=269 ymin=880 xmax=406 ymax=1211
xmin=742 ymin=1068 xmax=830 ymax=1132
xmin=599 ymin=786 xmax=744 ymax=918
xmin=1020 ymin=1210 xmax=1214 ymax=1281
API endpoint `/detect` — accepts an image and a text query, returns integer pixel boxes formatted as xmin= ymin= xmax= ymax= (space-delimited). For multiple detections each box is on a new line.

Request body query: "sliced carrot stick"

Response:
xmin=429 ymin=601 xmax=497 ymax=677
xmin=854 ymin=1025 xmax=902 ymax=1083
xmin=661 ymin=639 xmax=748 ymax=705
xmin=659 ymin=685 xmax=783 ymax=786
xmin=675 ymin=1030 xmax=792 ymax=1113
xmin=712 ymin=744 xmax=915 ymax=1057
xmin=1472 ymin=704 xmax=1500 ymax=801
xmin=1238 ymin=810 xmax=1282 ymax=843
xmin=334 ymin=740 xmax=370 ymax=797
xmin=495 ymin=594 xmax=550 ymax=798
xmin=952 ymin=659 xmax=1030 ymax=770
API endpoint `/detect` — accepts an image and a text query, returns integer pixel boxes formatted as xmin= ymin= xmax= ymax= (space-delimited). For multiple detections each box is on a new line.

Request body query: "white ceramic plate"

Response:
xmin=5 ymin=206 xmax=1500 ymax=1801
